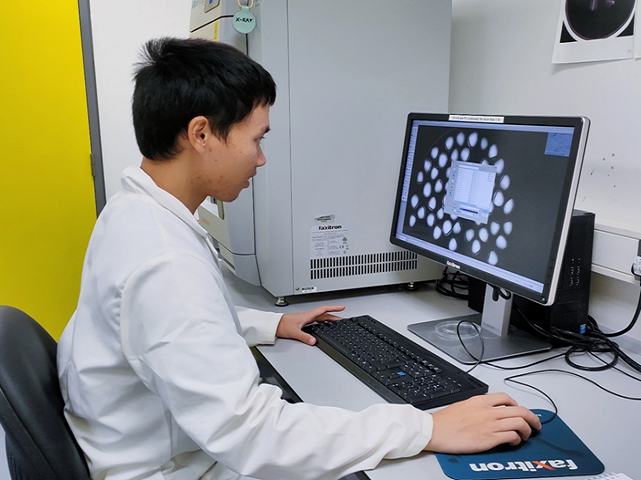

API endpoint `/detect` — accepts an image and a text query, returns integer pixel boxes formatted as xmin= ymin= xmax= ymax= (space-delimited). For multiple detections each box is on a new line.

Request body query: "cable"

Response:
xmin=435 ymin=258 xmax=641 ymax=374
xmin=456 ymin=321 xmax=484 ymax=373
xmin=435 ymin=264 xmax=641 ymax=415
xmin=512 ymin=304 xmax=641 ymax=375
xmin=610 ymin=358 xmax=641 ymax=383
xmin=455 ymin=304 xmax=641 ymax=376
xmin=565 ymin=346 xmax=618 ymax=372
xmin=452 ymin=321 xmax=641 ymax=422
xmin=504 ymin=366 xmax=641 ymax=425
xmin=505 ymin=368 xmax=641 ymax=402
xmin=490 ymin=285 xmax=512 ymax=301
xmin=503 ymin=371 xmax=559 ymax=424
xmin=483 ymin=352 xmax=568 ymax=371
xmin=583 ymin=351 xmax=641 ymax=382
xmin=197 ymin=14 xmax=234 ymax=32
xmin=435 ymin=268 xmax=469 ymax=300
xmin=601 ymin=285 xmax=641 ymax=337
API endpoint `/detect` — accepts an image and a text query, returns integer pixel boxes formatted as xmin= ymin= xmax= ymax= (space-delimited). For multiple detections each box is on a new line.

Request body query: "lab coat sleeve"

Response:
xmin=120 ymin=252 xmax=433 ymax=480
xmin=235 ymin=306 xmax=281 ymax=347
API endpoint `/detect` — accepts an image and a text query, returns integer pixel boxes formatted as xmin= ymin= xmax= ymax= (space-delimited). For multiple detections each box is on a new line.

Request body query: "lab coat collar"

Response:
xmin=121 ymin=165 xmax=209 ymax=241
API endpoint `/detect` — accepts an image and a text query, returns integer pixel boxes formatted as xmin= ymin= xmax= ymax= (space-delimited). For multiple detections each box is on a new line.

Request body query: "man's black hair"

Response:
xmin=132 ymin=37 xmax=276 ymax=160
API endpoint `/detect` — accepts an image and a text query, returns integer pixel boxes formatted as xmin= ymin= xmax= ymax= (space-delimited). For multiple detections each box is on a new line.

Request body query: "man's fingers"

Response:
xmin=304 ymin=305 xmax=345 ymax=324
xmin=494 ymin=430 xmax=525 ymax=447
xmin=496 ymin=416 xmax=537 ymax=442
xmin=476 ymin=392 xmax=519 ymax=408
xmin=312 ymin=305 xmax=345 ymax=317
xmin=493 ymin=405 xmax=542 ymax=432
xmin=315 ymin=313 xmax=343 ymax=322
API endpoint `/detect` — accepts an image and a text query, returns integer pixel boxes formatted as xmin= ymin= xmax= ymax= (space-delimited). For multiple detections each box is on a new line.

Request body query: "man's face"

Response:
xmin=203 ymin=104 xmax=270 ymax=202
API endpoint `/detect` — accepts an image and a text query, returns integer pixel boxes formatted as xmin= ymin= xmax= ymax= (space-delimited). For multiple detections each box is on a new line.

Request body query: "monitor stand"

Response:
xmin=408 ymin=287 xmax=552 ymax=364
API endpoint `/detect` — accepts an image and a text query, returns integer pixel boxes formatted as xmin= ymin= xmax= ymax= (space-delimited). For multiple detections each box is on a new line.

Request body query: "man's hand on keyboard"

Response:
xmin=276 ymin=305 xmax=345 ymax=345
xmin=424 ymin=392 xmax=542 ymax=453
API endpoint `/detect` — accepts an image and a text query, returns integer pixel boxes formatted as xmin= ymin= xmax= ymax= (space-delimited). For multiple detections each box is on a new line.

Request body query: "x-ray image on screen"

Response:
xmin=394 ymin=117 xmax=578 ymax=298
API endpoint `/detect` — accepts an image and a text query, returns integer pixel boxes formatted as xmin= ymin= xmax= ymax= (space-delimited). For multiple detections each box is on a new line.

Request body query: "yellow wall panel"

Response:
xmin=0 ymin=2 xmax=97 ymax=339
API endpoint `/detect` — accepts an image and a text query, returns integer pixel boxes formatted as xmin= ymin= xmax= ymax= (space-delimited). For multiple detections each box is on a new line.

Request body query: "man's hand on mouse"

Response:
xmin=424 ymin=393 xmax=542 ymax=454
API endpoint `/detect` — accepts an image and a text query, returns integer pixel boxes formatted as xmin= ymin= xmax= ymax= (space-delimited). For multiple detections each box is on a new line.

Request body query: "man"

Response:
xmin=58 ymin=37 xmax=540 ymax=480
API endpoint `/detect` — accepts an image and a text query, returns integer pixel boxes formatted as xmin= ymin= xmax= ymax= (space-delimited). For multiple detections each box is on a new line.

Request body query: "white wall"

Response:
xmin=450 ymin=0 xmax=641 ymax=342
xmin=450 ymin=0 xmax=641 ymax=232
xmin=89 ymin=0 xmax=190 ymax=199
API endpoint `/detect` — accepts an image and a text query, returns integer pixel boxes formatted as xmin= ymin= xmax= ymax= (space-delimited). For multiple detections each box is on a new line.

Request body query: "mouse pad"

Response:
xmin=435 ymin=410 xmax=604 ymax=479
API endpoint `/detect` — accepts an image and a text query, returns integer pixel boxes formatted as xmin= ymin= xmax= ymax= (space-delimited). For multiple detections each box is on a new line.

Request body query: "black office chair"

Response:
xmin=0 ymin=306 xmax=90 ymax=479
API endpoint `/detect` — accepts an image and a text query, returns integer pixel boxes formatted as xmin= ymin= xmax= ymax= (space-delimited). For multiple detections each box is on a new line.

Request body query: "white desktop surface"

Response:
xmin=222 ymin=267 xmax=641 ymax=479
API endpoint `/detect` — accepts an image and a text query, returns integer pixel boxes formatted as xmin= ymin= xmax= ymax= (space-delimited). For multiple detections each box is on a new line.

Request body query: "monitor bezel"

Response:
xmin=390 ymin=112 xmax=590 ymax=306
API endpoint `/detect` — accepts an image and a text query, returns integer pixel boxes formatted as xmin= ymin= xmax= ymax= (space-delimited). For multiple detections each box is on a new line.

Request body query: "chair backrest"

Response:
xmin=0 ymin=306 xmax=90 ymax=479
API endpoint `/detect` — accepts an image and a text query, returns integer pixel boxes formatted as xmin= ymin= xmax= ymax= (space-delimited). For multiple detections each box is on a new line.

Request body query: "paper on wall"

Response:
xmin=552 ymin=0 xmax=638 ymax=64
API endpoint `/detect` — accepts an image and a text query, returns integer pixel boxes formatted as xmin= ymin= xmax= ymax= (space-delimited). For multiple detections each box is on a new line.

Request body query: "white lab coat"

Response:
xmin=57 ymin=166 xmax=433 ymax=480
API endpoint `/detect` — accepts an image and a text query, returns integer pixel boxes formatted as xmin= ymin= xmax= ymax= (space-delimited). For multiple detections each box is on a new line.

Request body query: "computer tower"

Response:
xmin=470 ymin=210 xmax=595 ymax=343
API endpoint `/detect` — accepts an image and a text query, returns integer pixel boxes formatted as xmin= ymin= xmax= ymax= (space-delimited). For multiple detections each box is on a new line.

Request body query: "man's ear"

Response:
xmin=186 ymin=116 xmax=215 ymax=153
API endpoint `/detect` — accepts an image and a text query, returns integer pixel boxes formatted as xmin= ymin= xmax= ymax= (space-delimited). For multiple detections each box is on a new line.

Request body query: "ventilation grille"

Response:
xmin=310 ymin=251 xmax=418 ymax=280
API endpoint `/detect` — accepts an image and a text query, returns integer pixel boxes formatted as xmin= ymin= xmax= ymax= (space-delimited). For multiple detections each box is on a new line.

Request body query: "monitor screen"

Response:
xmin=391 ymin=113 xmax=590 ymax=306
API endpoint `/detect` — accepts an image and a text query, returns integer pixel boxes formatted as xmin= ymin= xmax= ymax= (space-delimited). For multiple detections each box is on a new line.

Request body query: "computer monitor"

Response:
xmin=390 ymin=113 xmax=590 ymax=363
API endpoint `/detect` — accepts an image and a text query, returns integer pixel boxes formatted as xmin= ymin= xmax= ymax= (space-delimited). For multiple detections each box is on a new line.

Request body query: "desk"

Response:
xmin=223 ymin=268 xmax=641 ymax=479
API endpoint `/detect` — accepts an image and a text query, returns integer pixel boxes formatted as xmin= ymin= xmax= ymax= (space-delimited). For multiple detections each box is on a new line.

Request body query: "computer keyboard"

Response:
xmin=303 ymin=315 xmax=488 ymax=410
